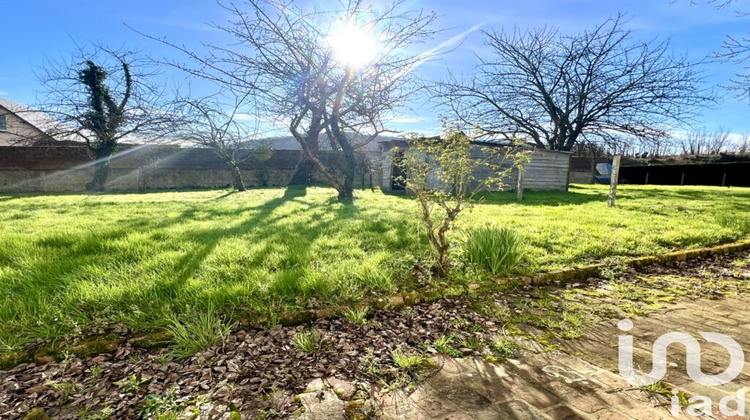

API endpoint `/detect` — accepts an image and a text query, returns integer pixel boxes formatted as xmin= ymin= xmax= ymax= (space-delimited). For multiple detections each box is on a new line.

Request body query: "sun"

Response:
xmin=327 ymin=23 xmax=381 ymax=68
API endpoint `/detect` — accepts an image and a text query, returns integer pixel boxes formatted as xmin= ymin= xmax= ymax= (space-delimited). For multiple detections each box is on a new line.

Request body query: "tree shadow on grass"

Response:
xmin=126 ymin=184 xmax=415 ymax=319
xmin=0 ymin=187 xmax=312 ymax=337
xmin=0 ymin=185 xmax=416 ymax=345
xmin=152 ymin=186 xmax=315 ymax=296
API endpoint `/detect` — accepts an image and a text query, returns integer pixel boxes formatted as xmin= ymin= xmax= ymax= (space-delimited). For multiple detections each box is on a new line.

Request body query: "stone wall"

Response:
xmin=568 ymin=170 xmax=595 ymax=184
xmin=0 ymin=144 xmax=571 ymax=193
xmin=0 ymin=146 xmax=380 ymax=193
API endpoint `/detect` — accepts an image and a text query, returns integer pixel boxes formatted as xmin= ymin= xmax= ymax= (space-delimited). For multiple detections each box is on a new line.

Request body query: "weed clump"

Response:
xmin=465 ymin=226 xmax=528 ymax=275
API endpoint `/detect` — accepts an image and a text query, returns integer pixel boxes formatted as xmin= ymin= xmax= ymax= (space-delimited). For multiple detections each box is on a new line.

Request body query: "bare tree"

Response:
xmin=738 ymin=133 xmax=750 ymax=155
xmin=36 ymin=46 xmax=172 ymax=191
xmin=680 ymin=127 xmax=731 ymax=155
xmin=680 ymin=0 xmax=750 ymax=96
xmin=434 ymin=15 xmax=710 ymax=152
xmin=172 ymin=92 xmax=271 ymax=191
xmin=140 ymin=0 xmax=438 ymax=200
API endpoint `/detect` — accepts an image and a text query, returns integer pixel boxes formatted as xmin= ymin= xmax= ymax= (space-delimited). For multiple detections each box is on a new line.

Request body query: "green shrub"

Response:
xmin=465 ymin=227 xmax=526 ymax=275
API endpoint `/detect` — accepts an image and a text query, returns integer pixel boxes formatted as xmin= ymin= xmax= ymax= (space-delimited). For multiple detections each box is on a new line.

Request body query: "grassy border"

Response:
xmin=2 ymin=240 xmax=749 ymax=370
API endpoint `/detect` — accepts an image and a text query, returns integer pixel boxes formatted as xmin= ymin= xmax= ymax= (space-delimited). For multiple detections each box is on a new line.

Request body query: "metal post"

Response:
xmin=644 ymin=172 xmax=649 ymax=185
xmin=722 ymin=172 xmax=727 ymax=187
xmin=680 ymin=172 xmax=685 ymax=186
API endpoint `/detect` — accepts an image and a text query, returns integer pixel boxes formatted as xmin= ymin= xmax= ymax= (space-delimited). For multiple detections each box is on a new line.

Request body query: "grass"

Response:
xmin=390 ymin=348 xmax=436 ymax=371
xmin=432 ymin=334 xmax=462 ymax=357
xmin=343 ymin=307 xmax=369 ymax=324
xmin=0 ymin=184 xmax=748 ymax=353
xmin=292 ymin=330 xmax=322 ymax=353
xmin=640 ymin=381 xmax=690 ymax=407
xmin=489 ymin=335 xmax=518 ymax=358
xmin=167 ymin=307 xmax=231 ymax=358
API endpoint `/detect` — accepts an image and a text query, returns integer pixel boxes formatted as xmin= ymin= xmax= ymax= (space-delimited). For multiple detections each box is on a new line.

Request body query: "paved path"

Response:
xmin=296 ymin=296 xmax=750 ymax=419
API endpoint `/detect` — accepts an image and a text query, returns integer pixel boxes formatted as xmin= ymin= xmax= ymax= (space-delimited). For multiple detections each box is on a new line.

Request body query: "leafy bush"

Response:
xmin=465 ymin=226 xmax=526 ymax=275
xmin=392 ymin=130 xmax=529 ymax=276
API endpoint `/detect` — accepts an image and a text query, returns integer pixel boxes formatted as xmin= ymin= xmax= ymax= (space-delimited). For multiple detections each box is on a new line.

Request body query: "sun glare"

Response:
xmin=327 ymin=23 xmax=380 ymax=68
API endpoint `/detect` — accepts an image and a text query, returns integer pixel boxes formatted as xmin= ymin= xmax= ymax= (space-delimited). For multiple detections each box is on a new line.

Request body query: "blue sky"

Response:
xmin=1 ymin=0 xmax=747 ymax=138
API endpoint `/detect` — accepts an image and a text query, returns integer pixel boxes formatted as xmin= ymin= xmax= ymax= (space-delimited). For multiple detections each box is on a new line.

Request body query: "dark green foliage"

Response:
xmin=76 ymin=59 xmax=132 ymax=191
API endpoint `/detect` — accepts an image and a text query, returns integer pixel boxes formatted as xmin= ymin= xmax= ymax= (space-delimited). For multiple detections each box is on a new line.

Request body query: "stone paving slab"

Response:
xmin=295 ymin=296 xmax=750 ymax=419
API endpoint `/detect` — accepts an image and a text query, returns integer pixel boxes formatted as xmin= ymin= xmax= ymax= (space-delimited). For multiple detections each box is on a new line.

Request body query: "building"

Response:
xmin=377 ymin=138 xmax=572 ymax=192
xmin=0 ymin=98 xmax=53 ymax=146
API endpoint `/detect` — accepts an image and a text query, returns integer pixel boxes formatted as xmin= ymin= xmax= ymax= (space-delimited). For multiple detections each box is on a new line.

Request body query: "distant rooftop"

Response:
xmin=0 ymin=97 xmax=85 ymax=144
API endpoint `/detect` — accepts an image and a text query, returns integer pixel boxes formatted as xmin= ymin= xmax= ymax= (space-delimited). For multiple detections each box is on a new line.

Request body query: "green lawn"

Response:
xmin=0 ymin=184 xmax=748 ymax=352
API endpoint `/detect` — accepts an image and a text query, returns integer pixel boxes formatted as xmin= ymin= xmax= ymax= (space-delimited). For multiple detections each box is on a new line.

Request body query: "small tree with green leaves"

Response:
xmin=393 ymin=130 xmax=529 ymax=277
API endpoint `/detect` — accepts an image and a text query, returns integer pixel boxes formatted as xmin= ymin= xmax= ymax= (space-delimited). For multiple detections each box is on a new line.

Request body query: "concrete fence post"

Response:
xmin=607 ymin=155 xmax=621 ymax=207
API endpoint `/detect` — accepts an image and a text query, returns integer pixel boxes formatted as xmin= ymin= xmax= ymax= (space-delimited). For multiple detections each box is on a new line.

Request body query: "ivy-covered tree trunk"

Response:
xmin=77 ymin=59 xmax=131 ymax=193
xmin=87 ymin=160 xmax=110 ymax=192
xmin=86 ymin=143 xmax=116 ymax=192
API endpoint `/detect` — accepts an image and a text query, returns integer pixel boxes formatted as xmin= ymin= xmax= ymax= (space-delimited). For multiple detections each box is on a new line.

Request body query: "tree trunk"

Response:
xmin=229 ymin=162 xmax=246 ymax=191
xmin=85 ymin=145 xmax=115 ymax=192
xmin=338 ymin=141 xmax=357 ymax=201
xmin=86 ymin=159 xmax=110 ymax=192
xmin=290 ymin=157 xmax=316 ymax=185
xmin=327 ymin=114 xmax=356 ymax=200
xmin=294 ymin=128 xmax=348 ymax=198
xmin=290 ymin=134 xmax=319 ymax=185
